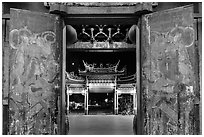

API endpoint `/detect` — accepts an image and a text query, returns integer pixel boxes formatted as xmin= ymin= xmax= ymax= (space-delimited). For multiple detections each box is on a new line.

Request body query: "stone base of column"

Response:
xmin=114 ymin=108 xmax=118 ymax=115
xmin=133 ymin=108 xmax=137 ymax=115
xmin=85 ymin=108 xmax=88 ymax=115
xmin=67 ymin=110 xmax=70 ymax=115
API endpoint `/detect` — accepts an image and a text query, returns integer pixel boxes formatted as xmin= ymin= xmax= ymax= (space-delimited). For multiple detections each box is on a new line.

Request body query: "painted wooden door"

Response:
xmin=140 ymin=5 xmax=200 ymax=134
xmin=8 ymin=8 xmax=63 ymax=134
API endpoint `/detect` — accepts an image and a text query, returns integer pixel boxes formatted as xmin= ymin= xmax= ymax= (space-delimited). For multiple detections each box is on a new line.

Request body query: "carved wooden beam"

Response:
xmin=49 ymin=2 xmax=154 ymax=15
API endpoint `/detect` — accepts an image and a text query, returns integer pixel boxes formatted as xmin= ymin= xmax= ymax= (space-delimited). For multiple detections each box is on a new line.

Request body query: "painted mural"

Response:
xmin=8 ymin=26 xmax=59 ymax=134
xmin=142 ymin=7 xmax=199 ymax=135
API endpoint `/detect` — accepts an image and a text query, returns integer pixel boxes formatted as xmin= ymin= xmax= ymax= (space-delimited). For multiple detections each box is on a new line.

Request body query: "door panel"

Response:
xmin=141 ymin=6 xmax=199 ymax=134
xmin=9 ymin=8 xmax=62 ymax=135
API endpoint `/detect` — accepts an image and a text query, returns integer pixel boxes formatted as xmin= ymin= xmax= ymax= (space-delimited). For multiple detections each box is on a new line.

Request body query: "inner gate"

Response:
xmin=65 ymin=25 xmax=138 ymax=115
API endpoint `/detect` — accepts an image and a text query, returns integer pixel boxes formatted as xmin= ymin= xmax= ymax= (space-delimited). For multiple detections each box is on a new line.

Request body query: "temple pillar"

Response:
xmin=67 ymin=88 xmax=70 ymax=114
xmin=84 ymin=89 xmax=89 ymax=115
xmin=116 ymin=90 xmax=118 ymax=114
xmin=114 ymin=90 xmax=118 ymax=115
xmin=133 ymin=88 xmax=137 ymax=115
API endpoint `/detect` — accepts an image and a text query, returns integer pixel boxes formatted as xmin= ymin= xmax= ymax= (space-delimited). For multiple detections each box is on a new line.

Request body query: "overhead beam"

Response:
xmin=50 ymin=2 xmax=153 ymax=15
xmin=64 ymin=15 xmax=138 ymax=25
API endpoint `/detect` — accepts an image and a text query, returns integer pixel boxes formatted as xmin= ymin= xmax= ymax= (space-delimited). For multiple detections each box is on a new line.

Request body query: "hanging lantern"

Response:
xmin=128 ymin=25 xmax=139 ymax=44
xmin=66 ymin=25 xmax=77 ymax=46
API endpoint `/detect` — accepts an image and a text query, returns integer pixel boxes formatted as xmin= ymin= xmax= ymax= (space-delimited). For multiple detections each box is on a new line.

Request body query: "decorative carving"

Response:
xmin=48 ymin=2 xmax=157 ymax=7
xmin=76 ymin=25 xmax=129 ymax=43
xmin=65 ymin=71 xmax=85 ymax=83
xmin=80 ymin=60 xmax=123 ymax=73
xmin=117 ymin=73 xmax=136 ymax=84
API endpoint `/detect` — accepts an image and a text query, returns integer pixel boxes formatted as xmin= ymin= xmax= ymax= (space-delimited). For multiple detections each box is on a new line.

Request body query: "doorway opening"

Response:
xmin=88 ymin=93 xmax=114 ymax=115
xmin=64 ymin=16 xmax=139 ymax=116
xmin=65 ymin=48 xmax=136 ymax=115
xmin=69 ymin=94 xmax=85 ymax=115
xmin=61 ymin=7 xmax=141 ymax=135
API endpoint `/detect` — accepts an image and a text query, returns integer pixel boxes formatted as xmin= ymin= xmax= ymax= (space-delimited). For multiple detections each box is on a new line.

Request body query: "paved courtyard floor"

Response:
xmin=68 ymin=115 xmax=134 ymax=135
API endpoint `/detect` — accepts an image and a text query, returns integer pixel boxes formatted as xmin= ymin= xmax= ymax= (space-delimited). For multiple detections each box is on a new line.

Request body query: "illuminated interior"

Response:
xmin=65 ymin=24 xmax=137 ymax=115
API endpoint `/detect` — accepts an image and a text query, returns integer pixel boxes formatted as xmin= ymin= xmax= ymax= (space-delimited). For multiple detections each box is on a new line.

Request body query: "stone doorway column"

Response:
xmin=133 ymin=88 xmax=137 ymax=115
xmin=84 ymin=89 xmax=89 ymax=115
xmin=67 ymin=88 xmax=70 ymax=114
xmin=114 ymin=90 xmax=118 ymax=114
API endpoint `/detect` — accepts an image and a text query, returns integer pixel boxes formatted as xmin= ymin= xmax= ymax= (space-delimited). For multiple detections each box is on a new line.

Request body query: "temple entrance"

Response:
xmin=89 ymin=93 xmax=114 ymax=115
xmin=62 ymin=6 xmax=139 ymax=133
xmin=5 ymin=3 xmax=200 ymax=135
xmin=66 ymin=47 xmax=137 ymax=115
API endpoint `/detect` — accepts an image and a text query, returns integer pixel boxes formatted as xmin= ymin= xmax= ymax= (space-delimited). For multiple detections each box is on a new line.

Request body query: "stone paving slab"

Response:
xmin=68 ymin=115 xmax=134 ymax=135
